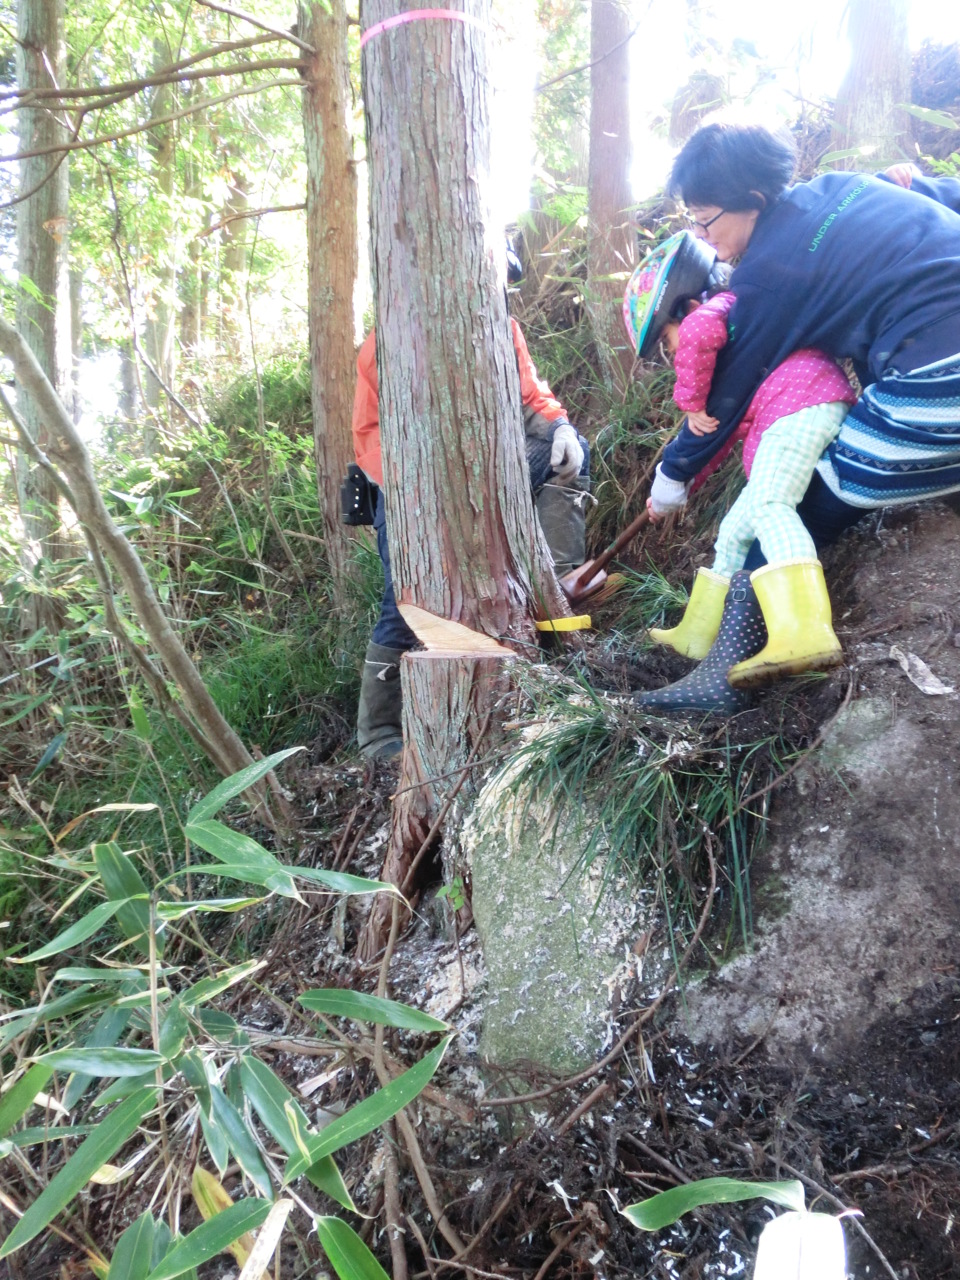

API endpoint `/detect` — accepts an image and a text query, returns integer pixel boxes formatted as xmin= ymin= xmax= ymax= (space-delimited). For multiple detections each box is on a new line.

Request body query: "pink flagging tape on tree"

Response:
xmin=360 ymin=8 xmax=489 ymax=48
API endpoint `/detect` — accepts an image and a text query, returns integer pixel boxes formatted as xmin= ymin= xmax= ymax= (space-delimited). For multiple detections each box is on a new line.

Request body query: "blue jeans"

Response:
xmin=371 ymin=491 xmax=419 ymax=650
xmin=742 ymin=471 xmax=866 ymax=571
xmin=370 ymin=426 xmax=590 ymax=651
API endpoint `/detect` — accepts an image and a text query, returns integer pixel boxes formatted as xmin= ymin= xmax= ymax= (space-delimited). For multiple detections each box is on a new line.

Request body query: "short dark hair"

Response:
xmin=669 ymin=123 xmax=796 ymax=211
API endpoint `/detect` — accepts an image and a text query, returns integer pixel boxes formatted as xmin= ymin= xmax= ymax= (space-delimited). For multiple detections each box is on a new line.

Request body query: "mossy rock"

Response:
xmin=464 ymin=767 xmax=657 ymax=1075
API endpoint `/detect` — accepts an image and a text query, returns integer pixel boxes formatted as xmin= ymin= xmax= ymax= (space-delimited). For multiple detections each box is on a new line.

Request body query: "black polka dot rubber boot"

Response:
xmin=635 ymin=570 xmax=768 ymax=715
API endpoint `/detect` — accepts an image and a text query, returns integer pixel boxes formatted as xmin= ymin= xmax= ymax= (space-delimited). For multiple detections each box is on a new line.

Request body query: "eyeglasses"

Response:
xmin=685 ymin=209 xmax=726 ymax=237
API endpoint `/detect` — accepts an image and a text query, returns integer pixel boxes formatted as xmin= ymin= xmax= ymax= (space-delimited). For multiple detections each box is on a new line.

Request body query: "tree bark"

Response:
xmin=357 ymin=0 xmax=570 ymax=958
xmin=0 ymin=316 xmax=261 ymax=789
xmin=15 ymin=0 xmax=71 ymax=635
xmin=220 ymin=159 xmax=249 ymax=344
xmin=143 ymin=41 xmax=177 ymax=441
xmin=299 ymin=0 xmax=359 ymax=601
xmin=832 ymin=0 xmax=912 ymax=168
xmin=587 ymin=0 xmax=635 ymax=389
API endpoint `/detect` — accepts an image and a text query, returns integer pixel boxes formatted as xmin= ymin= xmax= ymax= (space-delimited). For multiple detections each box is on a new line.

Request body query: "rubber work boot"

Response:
xmin=648 ymin=567 xmax=729 ymax=660
xmin=727 ymin=558 xmax=842 ymax=689
xmin=356 ymin=643 xmax=405 ymax=759
xmin=535 ymin=479 xmax=591 ymax=576
xmin=636 ymin=570 xmax=767 ymax=715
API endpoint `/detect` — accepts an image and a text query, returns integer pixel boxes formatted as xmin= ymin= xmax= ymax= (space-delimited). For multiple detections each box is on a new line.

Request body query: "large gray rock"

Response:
xmin=464 ymin=760 xmax=659 ymax=1074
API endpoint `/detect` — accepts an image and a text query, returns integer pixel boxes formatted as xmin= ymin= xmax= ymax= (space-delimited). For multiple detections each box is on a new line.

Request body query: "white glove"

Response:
xmin=648 ymin=462 xmax=690 ymax=516
xmin=549 ymin=421 xmax=584 ymax=483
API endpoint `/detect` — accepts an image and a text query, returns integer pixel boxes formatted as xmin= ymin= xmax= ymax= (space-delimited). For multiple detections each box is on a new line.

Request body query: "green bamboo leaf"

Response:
xmin=144 ymin=1200 xmax=272 ymax=1280
xmin=299 ymin=989 xmax=448 ymax=1032
xmin=209 ymin=1086 xmax=273 ymax=1198
xmin=54 ymin=967 xmax=151 ymax=984
xmin=0 ymin=991 xmax=116 ymax=1051
xmin=199 ymin=1109 xmax=230 ymax=1176
xmin=149 ymin=1220 xmax=174 ymax=1270
xmin=181 ymin=960 xmax=265 ymax=1009
xmin=5 ymin=1124 xmax=98 ymax=1147
xmin=285 ymin=1036 xmax=453 ymax=1181
xmin=158 ymin=1000 xmax=189 ymax=1060
xmin=156 ymin=897 xmax=262 ymax=921
xmin=93 ymin=843 xmax=157 ymax=957
xmin=0 ymin=1063 xmax=54 ymax=1136
xmin=622 ymin=1177 xmax=806 ymax=1232
xmin=316 ymin=1216 xmax=391 ymax=1280
xmin=239 ymin=1058 xmax=355 ymax=1211
xmin=187 ymin=747 xmax=303 ymax=823
xmin=38 ymin=1047 xmax=164 ymax=1077
xmin=304 ymin=1153 xmax=355 ymax=1213
xmin=898 ymin=102 xmax=959 ymax=130
xmin=293 ymin=867 xmax=402 ymax=896
xmin=108 ymin=1211 xmax=156 ymax=1280
xmin=0 ymin=1087 xmax=157 ymax=1259
xmin=183 ymin=821 xmax=301 ymax=900
xmin=95 ymin=1068 xmax=169 ymax=1106
xmin=11 ymin=899 xmax=127 ymax=964
xmin=128 ymin=688 xmax=152 ymax=743
xmin=31 ymin=730 xmax=68 ymax=777
xmin=63 ymin=1005 xmax=133 ymax=1109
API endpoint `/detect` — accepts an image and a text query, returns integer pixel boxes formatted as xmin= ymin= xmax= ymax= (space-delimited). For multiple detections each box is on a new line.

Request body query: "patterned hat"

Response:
xmin=622 ymin=230 xmax=721 ymax=359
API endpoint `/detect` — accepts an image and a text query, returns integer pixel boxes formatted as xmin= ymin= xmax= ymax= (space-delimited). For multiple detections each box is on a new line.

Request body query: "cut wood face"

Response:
xmin=397 ymin=604 xmax=517 ymax=656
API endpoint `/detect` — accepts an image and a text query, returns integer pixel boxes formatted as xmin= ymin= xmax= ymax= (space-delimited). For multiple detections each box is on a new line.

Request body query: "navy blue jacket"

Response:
xmin=660 ymin=172 xmax=960 ymax=481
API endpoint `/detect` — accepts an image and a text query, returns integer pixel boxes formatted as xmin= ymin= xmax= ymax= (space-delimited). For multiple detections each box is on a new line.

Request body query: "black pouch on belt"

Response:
xmin=340 ymin=464 xmax=379 ymax=525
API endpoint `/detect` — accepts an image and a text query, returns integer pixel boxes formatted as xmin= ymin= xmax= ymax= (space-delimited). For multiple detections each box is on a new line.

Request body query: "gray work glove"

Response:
xmin=549 ymin=420 xmax=585 ymax=483
xmin=648 ymin=462 xmax=690 ymax=516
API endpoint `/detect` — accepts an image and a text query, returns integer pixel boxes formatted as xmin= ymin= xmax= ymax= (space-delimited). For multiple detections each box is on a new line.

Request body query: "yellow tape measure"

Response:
xmin=534 ymin=614 xmax=591 ymax=633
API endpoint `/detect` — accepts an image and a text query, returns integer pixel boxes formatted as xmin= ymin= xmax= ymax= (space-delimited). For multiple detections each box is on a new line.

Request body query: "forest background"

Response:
xmin=1 ymin=0 xmax=960 ymax=1277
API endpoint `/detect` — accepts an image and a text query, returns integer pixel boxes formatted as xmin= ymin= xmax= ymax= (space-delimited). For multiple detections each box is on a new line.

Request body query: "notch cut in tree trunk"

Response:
xmin=358 ymin=652 xmax=516 ymax=959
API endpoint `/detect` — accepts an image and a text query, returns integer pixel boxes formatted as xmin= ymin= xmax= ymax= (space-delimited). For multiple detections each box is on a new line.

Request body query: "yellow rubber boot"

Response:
xmin=648 ymin=567 xmax=729 ymax=660
xmin=727 ymin=559 xmax=842 ymax=689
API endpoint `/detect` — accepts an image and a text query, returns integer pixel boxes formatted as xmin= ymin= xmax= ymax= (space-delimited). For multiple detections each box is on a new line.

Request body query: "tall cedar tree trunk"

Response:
xmin=144 ymin=42 xmax=177 ymax=443
xmin=16 ymin=0 xmax=71 ymax=636
xmin=300 ymin=0 xmax=359 ymax=598
xmin=220 ymin=160 xmax=249 ymax=344
xmin=833 ymin=0 xmax=912 ymax=167
xmin=587 ymin=0 xmax=634 ymax=388
xmin=180 ymin=100 xmax=204 ymax=358
xmin=358 ymin=0 xmax=570 ymax=957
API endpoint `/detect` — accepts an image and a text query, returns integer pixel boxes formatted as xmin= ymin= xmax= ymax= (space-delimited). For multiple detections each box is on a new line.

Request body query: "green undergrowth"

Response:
xmin=1 ymin=356 xmax=383 ymax=945
xmin=506 ymin=666 xmax=793 ymax=957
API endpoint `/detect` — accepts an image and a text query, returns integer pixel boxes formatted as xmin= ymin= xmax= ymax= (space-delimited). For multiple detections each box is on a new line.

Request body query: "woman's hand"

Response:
xmin=686 ymin=409 xmax=719 ymax=436
xmin=648 ymin=464 xmax=690 ymax=518
xmin=884 ymin=163 xmax=921 ymax=190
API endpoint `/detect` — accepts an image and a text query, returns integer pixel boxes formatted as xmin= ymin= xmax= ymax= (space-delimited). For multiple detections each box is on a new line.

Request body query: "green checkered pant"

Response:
xmin=711 ymin=401 xmax=850 ymax=577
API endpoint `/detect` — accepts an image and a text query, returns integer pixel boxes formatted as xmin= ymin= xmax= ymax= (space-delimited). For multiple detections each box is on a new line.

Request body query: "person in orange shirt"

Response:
xmin=354 ymin=253 xmax=590 ymax=758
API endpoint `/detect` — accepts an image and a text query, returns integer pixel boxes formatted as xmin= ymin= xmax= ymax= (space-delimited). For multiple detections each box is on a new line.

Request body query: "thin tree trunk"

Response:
xmin=180 ymin=113 xmax=204 ymax=357
xmin=0 ymin=316 xmax=260 ymax=788
xmin=69 ymin=268 xmax=82 ymax=424
xmin=357 ymin=0 xmax=570 ymax=958
xmin=587 ymin=0 xmax=634 ymax=389
xmin=299 ymin=0 xmax=358 ymax=601
xmin=220 ymin=160 xmax=249 ymax=343
xmin=144 ymin=42 xmax=177 ymax=442
xmin=832 ymin=0 xmax=912 ymax=167
xmin=15 ymin=0 xmax=71 ymax=636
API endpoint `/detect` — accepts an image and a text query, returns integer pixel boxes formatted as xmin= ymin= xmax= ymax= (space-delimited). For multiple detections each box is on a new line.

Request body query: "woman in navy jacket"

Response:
xmin=640 ymin=122 xmax=960 ymax=711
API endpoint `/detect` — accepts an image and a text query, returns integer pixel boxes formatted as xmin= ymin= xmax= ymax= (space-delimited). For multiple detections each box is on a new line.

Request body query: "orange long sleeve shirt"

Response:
xmin=352 ymin=320 xmax=568 ymax=487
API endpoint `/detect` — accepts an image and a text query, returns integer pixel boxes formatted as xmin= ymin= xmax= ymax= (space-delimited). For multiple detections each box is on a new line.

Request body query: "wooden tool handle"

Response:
xmin=571 ymin=508 xmax=651 ymax=592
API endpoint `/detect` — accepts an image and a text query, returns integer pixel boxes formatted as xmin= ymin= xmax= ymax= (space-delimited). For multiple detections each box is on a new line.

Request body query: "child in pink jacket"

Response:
xmin=645 ymin=290 xmax=857 ymax=681
xmin=655 ymin=291 xmax=857 ymax=537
